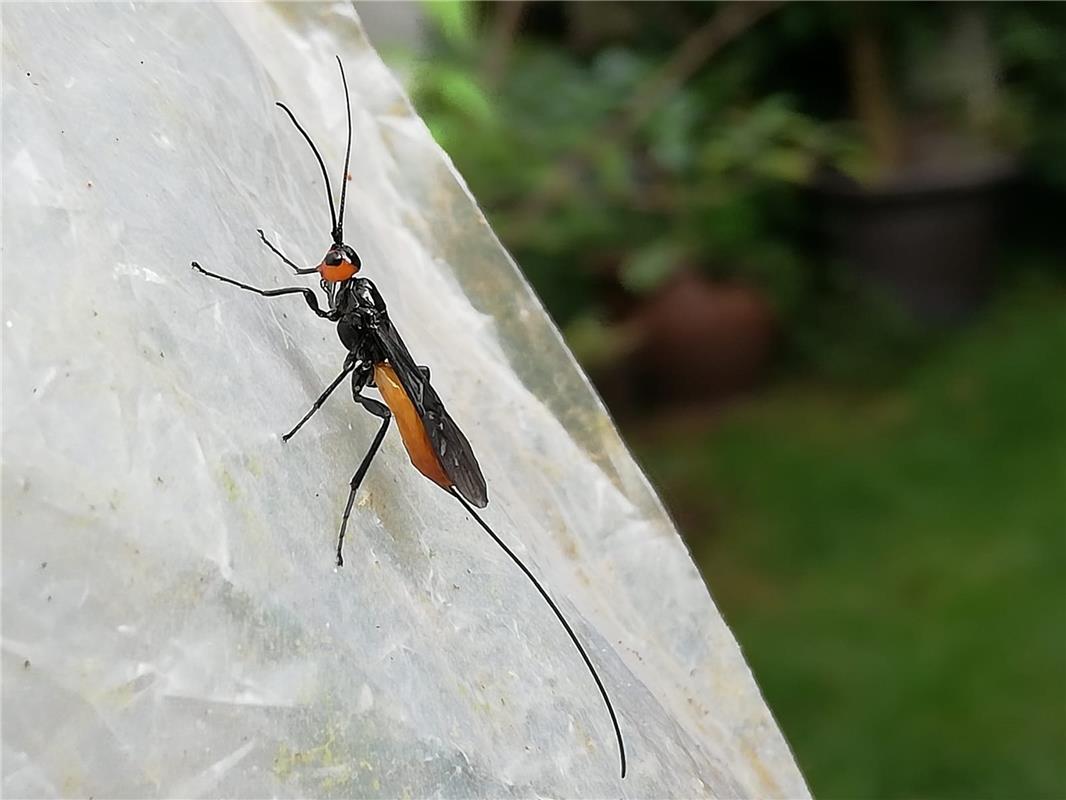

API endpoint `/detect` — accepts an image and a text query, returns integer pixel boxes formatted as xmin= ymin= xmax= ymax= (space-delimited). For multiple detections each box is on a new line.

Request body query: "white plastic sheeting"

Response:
xmin=2 ymin=4 xmax=808 ymax=797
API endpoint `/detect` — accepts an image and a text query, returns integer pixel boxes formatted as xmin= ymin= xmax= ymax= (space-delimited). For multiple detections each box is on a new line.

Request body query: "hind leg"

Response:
xmin=334 ymin=372 xmax=392 ymax=567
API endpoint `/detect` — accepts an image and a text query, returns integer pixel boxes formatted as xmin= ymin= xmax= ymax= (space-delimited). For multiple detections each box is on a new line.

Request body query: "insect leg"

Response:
xmin=334 ymin=381 xmax=392 ymax=567
xmin=282 ymin=355 xmax=362 ymax=442
xmin=191 ymin=262 xmax=334 ymax=319
xmin=257 ymin=229 xmax=317 ymax=275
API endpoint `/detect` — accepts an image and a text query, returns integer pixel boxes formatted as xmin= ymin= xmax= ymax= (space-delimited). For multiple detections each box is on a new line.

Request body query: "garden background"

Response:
xmin=360 ymin=3 xmax=1065 ymax=797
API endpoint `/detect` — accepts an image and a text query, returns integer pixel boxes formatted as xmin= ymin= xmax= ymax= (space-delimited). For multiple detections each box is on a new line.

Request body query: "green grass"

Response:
xmin=632 ymin=288 xmax=1066 ymax=799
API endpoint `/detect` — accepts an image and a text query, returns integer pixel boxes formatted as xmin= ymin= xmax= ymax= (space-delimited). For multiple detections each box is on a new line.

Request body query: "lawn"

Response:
xmin=631 ymin=286 xmax=1066 ymax=799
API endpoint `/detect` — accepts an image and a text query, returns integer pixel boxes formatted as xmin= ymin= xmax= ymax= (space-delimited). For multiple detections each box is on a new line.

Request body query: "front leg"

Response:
xmin=257 ymin=229 xmax=318 ymax=275
xmin=192 ymin=262 xmax=337 ymax=320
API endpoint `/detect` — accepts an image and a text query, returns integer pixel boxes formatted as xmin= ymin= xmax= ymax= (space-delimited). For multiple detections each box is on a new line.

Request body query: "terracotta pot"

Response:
xmin=630 ymin=270 xmax=776 ymax=405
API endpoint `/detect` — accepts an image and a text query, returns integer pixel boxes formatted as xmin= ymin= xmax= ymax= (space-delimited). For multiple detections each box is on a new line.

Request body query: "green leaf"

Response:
xmin=438 ymin=69 xmax=495 ymax=126
xmin=620 ymin=241 xmax=687 ymax=294
xmin=754 ymin=147 xmax=814 ymax=183
xmin=421 ymin=0 xmax=477 ymax=51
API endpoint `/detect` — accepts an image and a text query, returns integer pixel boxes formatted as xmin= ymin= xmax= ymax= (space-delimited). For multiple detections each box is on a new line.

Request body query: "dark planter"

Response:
xmin=819 ymin=158 xmax=1015 ymax=323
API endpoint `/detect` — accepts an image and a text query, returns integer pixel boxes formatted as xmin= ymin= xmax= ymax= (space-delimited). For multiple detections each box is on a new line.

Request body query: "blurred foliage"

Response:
xmin=403 ymin=3 xmax=850 ymax=329
xmin=987 ymin=4 xmax=1066 ymax=185
xmin=633 ymin=284 xmax=1066 ymax=799
xmin=390 ymin=1 xmax=1065 ymax=381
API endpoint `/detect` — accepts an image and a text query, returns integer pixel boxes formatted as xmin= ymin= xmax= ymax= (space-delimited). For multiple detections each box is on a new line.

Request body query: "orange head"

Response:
xmin=318 ymin=244 xmax=361 ymax=282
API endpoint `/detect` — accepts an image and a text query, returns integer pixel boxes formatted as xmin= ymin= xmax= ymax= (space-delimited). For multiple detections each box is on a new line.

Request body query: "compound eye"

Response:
xmin=324 ymin=251 xmax=343 ymax=267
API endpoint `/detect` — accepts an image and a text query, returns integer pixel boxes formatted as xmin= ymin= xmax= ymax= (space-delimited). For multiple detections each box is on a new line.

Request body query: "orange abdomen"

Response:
xmin=374 ymin=363 xmax=453 ymax=490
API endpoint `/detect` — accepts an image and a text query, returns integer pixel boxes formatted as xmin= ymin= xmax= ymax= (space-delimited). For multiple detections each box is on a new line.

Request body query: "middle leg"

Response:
xmin=283 ymin=354 xmax=362 ymax=442
xmin=191 ymin=262 xmax=333 ymax=319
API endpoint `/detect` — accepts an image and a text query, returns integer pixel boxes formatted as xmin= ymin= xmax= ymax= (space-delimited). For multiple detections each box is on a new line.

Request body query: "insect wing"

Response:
xmin=372 ymin=317 xmax=489 ymax=507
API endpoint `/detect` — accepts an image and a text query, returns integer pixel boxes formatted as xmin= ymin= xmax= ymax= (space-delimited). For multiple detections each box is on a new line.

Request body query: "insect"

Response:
xmin=192 ymin=58 xmax=627 ymax=779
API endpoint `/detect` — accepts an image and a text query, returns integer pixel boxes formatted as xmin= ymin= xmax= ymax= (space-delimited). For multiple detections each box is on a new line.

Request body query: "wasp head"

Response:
xmin=318 ymin=244 xmax=361 ymax=282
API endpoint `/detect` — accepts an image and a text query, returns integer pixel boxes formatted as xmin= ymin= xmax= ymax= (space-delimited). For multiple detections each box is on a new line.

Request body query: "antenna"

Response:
xmin=276 ymin=100 xmax=338 ymax=241
xmin=335 ymin=56 xmax=353 ymax=245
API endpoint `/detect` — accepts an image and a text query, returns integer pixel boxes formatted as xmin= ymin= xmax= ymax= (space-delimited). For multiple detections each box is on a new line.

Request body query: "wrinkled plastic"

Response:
xmin=2 ymin=4 xmax=808 ymax=797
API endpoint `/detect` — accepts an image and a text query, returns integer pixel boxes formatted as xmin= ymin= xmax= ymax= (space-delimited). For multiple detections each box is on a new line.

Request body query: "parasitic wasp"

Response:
xmin=191 ymin=57 xmax=627 ymax=779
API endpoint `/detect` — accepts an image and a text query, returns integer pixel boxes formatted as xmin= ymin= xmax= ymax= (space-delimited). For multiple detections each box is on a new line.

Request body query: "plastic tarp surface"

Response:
xmin=2 ymin=4 xmax=809 ymax=797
